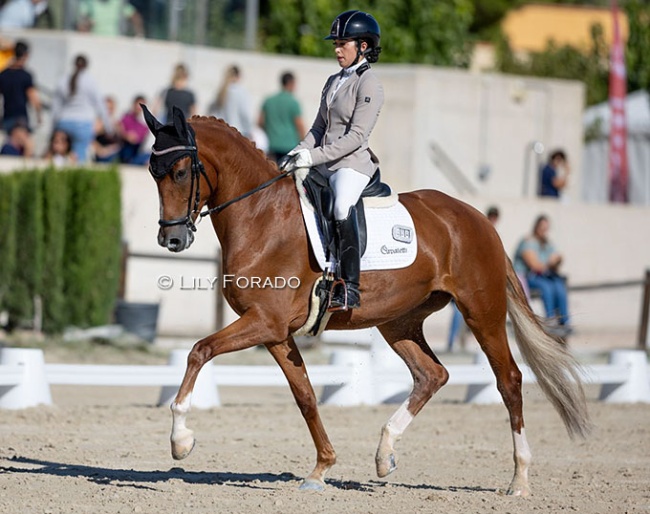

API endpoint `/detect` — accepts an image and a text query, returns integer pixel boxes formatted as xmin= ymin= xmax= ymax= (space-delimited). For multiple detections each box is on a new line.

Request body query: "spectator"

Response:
xmin=447 ymin=205 xmax=500 ymax=351
xmin=539 ymin=149 xmax=570 ymax=198
xmin=155 ymin=63 xmax=196 ymax=123
xmin=52 ymin=54 xmax=112 ymax=163
xmin=118 ymin=94 xmax=149 ymax=165
xmin=0 ymin=121 xmax=32 ymax=156
xmin=258 ymin=71 xmax=305 ymax=163
xmin=76 ymin=0 xmax=144 ymax=37
xmin=0 ymin=0 xmax=45 ymax=29
xmin=0 ymin=39 xmax=42 ymax=134
xmin=209 ymin=64 xmax=253 ymax=139
xmin=43 ymin=128 xmax=77 ymax=168
xmin=513 ymin=214 xmax=571 ymax=337
xmin=92 ymin=95 xmax=121 ymax=162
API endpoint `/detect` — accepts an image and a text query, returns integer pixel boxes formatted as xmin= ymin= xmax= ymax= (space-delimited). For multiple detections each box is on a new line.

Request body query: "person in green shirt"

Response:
xmin=77 ymin=0 xmax=144 ymax=37
xmin=258 ymin=71 xmax=305 ymax=163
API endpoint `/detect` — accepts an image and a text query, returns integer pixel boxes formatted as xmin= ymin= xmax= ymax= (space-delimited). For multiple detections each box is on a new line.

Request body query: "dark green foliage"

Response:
xmin=495 ymin=24 xmax=609 ymax=106
xmin=41 ymin=168 xmax=68 ymax=332
xmin=7 ymin=170 xmax=44 ymax=327
xmin=625 ymin=0 xmax=650 ymax=95
xmin=63 ymin=168 xmax=122 ymax=328
xmin=0 ymin=167 xmax=121 ymax=332
xmin=0 ymin=173 xmax=18 ymax=313
xmin=261 ymin=0 xmax=475 ymax=67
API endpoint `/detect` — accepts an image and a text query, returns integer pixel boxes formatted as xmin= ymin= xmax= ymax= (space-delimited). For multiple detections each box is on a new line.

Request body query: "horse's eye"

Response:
xmin=175 ymin=169 xmax=188 ymax=181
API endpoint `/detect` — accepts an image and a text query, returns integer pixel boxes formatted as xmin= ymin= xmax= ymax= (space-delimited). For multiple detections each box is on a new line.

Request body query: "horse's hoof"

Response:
xmin=171 ymin=437 xmax=195 ymax=461
xmin=299 ymin=478 xmax=325 ymax=491
xmin=375 ymin=452 xmax=397 ymax=478
xmin=506 ymin=482 xmax=531 ymax=497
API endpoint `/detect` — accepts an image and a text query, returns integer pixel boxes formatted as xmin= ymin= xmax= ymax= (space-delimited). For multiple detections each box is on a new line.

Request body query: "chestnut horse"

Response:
xmin=142 ymin=106 xmax=590 ymax=496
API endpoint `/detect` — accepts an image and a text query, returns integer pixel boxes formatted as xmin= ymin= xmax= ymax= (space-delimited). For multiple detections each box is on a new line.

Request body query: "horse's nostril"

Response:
xmin=168 ymin=237 xmax=182 ymax=249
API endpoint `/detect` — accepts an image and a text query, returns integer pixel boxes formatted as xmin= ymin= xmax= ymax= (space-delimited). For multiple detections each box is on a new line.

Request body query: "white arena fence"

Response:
xmin=0 ymin=329 xmax=649 ymax=410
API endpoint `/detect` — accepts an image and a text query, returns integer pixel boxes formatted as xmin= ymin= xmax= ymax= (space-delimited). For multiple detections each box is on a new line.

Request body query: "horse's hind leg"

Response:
xmin=459 ymin=299 xmax=532 ymax=496
xmin=376 ymin=314 xmax=449 ymax=478
xmin=266 ymin=337 xmax=336 ymax=491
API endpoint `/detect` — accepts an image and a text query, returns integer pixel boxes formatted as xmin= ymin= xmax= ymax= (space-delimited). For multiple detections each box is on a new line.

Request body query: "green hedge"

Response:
xmin=0 ymin=167 xmax=122 ymax=332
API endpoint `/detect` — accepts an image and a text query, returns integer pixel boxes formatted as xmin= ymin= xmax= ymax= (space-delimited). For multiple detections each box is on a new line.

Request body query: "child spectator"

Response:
xmin=43 ymin=129 xmax=77 ymax=168
xmin=0 ymin=121 xmax=32 ymax=156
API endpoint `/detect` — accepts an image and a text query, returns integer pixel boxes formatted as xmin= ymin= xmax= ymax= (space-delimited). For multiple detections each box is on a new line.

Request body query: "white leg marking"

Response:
xmin=509 ymin=428 xmax=532 ymax=496
xmin=376 ymin=400 xmax=414 ymax=477
xmin=171 ymin=395 xmax=192 ymax=440
xmin=170 ymin=394 xmax=196 ymax=460
xmin=385 ymin=400 xmax=415 ymax=443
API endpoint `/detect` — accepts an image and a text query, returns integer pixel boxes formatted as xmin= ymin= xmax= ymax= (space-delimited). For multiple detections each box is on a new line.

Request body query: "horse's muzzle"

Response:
xmin=158 ymin=226 xmax=194 ymax=252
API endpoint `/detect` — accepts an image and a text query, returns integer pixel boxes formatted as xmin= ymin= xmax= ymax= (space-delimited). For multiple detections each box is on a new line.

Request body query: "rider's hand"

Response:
xmin=283 ymin=149 xmax=312 ymax=171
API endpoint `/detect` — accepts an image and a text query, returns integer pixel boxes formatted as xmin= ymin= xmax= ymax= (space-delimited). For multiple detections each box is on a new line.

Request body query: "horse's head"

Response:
xmin=142 ymin=105 xmax=212 ymax=252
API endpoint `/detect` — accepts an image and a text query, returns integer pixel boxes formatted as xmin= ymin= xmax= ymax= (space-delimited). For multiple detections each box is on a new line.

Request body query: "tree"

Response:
xmin=260 ymin=0 xmax=474 ymax=67
xmin=625 ymin=0 xmax=650 ymax=94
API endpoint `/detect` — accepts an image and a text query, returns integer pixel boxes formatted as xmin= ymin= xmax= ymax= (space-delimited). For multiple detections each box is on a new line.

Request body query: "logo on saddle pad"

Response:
xmin=392 ymin=225 xmax=413 ymax=244
xmin=381 ymin=245 xmax=408 ymax=255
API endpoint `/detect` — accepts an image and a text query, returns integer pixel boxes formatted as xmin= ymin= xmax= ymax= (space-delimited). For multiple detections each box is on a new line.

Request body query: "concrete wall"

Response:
xmin=6 ymin=29 xmax=584 ymax=201
xmin=2 ymin=157 xmax=647 ymax=340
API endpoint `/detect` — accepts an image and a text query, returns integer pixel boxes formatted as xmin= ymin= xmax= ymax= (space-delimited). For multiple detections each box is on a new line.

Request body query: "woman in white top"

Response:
xmin=52 ymin=54 xmax=112 ymax=162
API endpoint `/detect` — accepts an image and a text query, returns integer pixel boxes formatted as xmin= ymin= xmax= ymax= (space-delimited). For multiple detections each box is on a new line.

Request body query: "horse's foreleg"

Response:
xmin=376 ymin=319 xmax=449 ymax=478
xmin=170 ymin=312 xmax=277 ymax=460
xmin=266 ymin=337 xmax=336 ymax=491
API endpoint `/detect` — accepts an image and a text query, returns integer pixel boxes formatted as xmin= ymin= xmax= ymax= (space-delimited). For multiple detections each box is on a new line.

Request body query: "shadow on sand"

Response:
xmin=1 ymin=455 xmax=497 ymax=494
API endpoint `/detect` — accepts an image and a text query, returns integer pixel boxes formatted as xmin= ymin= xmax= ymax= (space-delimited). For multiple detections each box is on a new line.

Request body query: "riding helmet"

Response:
xmin=325 ymin=10 xmax=380 ymax=49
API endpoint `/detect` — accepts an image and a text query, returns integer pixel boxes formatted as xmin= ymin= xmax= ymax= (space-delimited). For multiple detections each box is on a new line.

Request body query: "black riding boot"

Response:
xmin=329 ymin=207 xmax=361 ymax=311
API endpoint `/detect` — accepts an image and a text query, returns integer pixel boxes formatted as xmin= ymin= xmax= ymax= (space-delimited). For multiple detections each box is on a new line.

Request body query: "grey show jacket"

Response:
xmin=296 ymin=64 xmax=384 ymax=177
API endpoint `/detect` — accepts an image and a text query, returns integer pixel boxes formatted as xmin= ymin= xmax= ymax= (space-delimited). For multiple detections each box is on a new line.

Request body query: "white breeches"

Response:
xmin=328 ymin=168 xmax=370 ymax=220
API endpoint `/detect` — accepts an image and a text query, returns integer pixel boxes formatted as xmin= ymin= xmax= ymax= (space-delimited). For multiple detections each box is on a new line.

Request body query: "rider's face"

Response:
xmin=333 ymin=39 xmax=367 ymax=68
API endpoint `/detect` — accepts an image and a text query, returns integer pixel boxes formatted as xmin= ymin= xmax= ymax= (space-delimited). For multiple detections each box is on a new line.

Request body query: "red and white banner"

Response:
xmin=608 ymin=0 xmax=629 ymax=203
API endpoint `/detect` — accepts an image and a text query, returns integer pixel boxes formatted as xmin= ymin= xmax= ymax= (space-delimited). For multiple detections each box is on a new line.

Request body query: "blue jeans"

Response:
xmin=56 ymin=119 xmax=94 ymax=163
xmin=447 ymin=301 xmax=465 ymax=351
xmin=526 ymin=273 xmax=569 ymax=325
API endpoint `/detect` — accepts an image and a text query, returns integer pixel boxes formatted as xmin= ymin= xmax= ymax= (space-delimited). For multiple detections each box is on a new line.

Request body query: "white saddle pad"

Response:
xmin=296 ymin=176 xmax=418 ymax=271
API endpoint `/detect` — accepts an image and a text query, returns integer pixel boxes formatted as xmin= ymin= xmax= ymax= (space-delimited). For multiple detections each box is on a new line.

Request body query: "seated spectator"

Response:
xmin=538 ymin=149 xmax=570 ymax=198
xmin=118 ymin=94 xmax=150 ymax=165
xmin=43 ymin=129 xmax=77 ymax=168
xmin=0 ymin=121 xmax=33 ymax=156
xmin=513 ymin=214 xmax=572 ymax=337
xmin=92 ymin=95 xmax=121 ymax=162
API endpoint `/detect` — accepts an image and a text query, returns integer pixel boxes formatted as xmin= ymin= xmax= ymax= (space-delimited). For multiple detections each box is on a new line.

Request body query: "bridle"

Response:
xmin=150 ymin=124 xmax=211 ymax=232
xmin=152 ymin=128 xmax=296 ymax=232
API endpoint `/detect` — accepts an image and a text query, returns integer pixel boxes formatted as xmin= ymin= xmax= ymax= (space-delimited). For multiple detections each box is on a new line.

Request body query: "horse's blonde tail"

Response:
xmin=505 ymin=258 xmax=591 ymax=438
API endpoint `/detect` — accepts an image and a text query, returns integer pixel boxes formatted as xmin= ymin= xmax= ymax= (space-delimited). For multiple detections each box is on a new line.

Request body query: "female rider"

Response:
xmin=283 ymin=10 xmax=384 ymax=311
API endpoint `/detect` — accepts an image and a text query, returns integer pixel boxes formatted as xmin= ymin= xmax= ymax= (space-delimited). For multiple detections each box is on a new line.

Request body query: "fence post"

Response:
xmin=0 ymin=348 xmax=52 ymax=409
xmin=158 ymin=349 xmax=220 ymax=409
xmin=465 ymin=352 xmax=502 ymax=404
xmin=599 ymin=350 xmax=650 ymax=403
xmin=320 ymin=347 xmax=373 ymax=406
xmin=637 ymin=269 xmax=650 ymax=350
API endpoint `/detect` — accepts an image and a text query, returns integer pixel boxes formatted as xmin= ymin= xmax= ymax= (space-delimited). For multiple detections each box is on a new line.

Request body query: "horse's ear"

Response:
xmin=172 ymin=106 xmax=189 ymax=139
xmin=141 ymin=104 xmax=163 ymax=134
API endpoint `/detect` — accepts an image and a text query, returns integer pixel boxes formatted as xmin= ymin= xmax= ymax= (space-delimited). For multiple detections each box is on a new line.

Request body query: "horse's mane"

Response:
xmin=189 ymin=115 xmax=280 ymax=171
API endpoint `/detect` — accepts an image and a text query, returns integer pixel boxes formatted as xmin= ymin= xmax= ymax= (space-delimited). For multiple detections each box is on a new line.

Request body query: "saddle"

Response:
xmin=301 ymin=168 xmax=392 ymax=261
